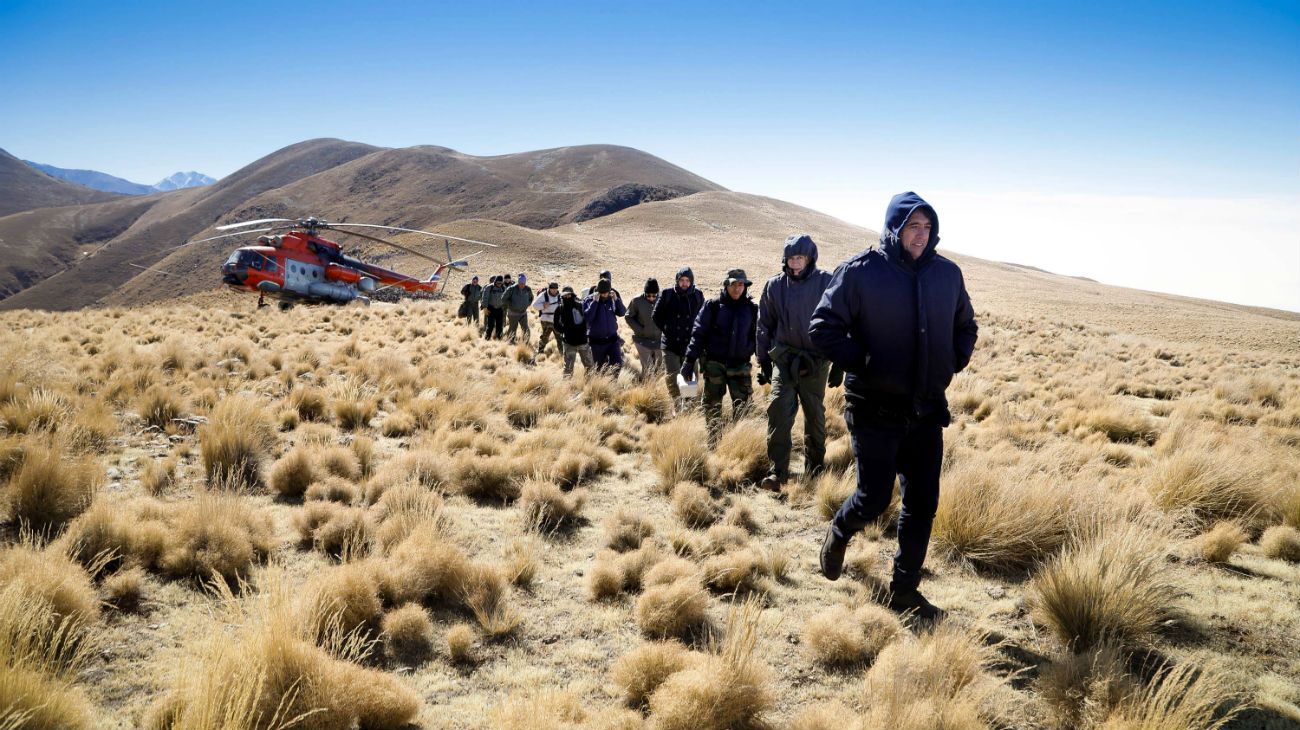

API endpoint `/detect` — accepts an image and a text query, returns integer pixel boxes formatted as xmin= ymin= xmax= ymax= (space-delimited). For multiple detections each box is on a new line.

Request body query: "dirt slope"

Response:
xmin=0 ymin=148 xmax=121 ymax=217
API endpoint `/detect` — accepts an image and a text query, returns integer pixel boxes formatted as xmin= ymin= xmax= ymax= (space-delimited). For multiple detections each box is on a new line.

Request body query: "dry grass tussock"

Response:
xmin=801 ymin=603 xmax=901 ymax=667
xmin=1197 ymin=521 xmax=1247 ymax=564
xmin=199 ymin=396 xmax=275 ymax=489
xmin=932 ymin=453 xmax=1082 ymax=571
xmin=645 ymin=599 xmax=773 ymax=730
xmin=146 ymin=576 xmax=419 ymax=730
xmin=0 ymin=581 xmax=97 ymax=729
xmin=489 ymin=688 xmax=644 ymax=730
xmin=1 ymin=439 xmax=100 ymax=532
xmin=610 ymin=640 xmax=695 ymax=707
xmin=650 ymin=418 xmax=710 ymax=487
xmin=859 ymin=624 xmax=1015 ymax=729
xmin=519 ymin=478 xmax=587 ymax=533
xmin=1099 ymin=660 xmax=1246 ymax=730
xmin=708 ymin=418 xmax=769 ymax=490
xmin=1260 ymin=525 xmax=1300 ymax=562
xmin=1144 ymin=446 xmax=1280 ymax=530
xmin=634 ymin=575 xmax=709 ymax=640
xmin=1029 ymin=520 xmax=1178 ymax=651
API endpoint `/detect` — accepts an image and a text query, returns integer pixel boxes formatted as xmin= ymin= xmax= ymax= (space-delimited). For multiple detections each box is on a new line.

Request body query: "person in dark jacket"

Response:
xmin=625 ymin=278 xmax=664 ymax=380
xmin=502 ymin=273 xmax=534 ymax=345
xmin=757 ymin=234 xmax=837 ymax=490
xmin=460 ymin=276 xmax=482 ymax=326
xmin=809 ymin=192 xmax=978 ymax=620
xmin=681 ymin=269 xmax=758 ymax=442
xmin=583 ymin=279 xmax=627 ymax=371
xmin=553 ymin=286 xmax=594 ymax=376
xmin=480 ymin=275 xmax=507 ymax=340
xmin=652 ymin=267 xmax=705 ymax=407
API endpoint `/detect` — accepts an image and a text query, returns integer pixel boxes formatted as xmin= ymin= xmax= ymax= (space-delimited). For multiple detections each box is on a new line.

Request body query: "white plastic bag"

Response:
xmin=676 ymin=373 xmax=699 ymax=398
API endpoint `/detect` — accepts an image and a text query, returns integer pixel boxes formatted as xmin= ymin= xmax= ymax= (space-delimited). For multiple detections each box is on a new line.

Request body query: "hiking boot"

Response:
xmin=759 ymin=474 xmax=783 ymax=492
xmin=819 ymin=526 xmax=847 ymax=581
xmin=888 ymin=588 xmax=945 ymax=620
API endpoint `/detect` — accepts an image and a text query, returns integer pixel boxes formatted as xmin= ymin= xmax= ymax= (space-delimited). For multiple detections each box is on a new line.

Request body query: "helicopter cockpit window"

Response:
xmin=249 ymin=256 xmax=263 ymax=271
xmin=224 ymin=251 xmax=241 ymax=267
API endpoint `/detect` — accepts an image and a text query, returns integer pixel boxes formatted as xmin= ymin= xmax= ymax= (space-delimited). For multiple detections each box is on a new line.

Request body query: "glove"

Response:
xmin=757 ymin=361 xmax=772 ymax=386
xmin=679 ymin=360 xmax=696 ymax=381
xmin=827 ymin=364 xmax=844 ymax=388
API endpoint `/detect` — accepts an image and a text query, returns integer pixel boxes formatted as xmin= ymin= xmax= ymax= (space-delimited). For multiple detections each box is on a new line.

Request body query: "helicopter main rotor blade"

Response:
xmin=187 ymin=228 xmax=276 ymax=245
xmin=326 ymin=222 xmax=500 ymax=248
xmin=327 ymin=228 xmax=446 ymax=265
xmin=215 ymin=218 xmax=295 ymax=231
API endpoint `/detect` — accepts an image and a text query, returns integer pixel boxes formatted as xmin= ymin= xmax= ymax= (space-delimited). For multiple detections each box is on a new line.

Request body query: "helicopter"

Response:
xmin=188 ymin=217 xmax=496 ymax=309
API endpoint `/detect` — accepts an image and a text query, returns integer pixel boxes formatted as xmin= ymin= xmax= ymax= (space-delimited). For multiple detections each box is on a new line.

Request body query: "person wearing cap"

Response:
xmin=480 ymin=275 xmax=508 ymax=340
xmin=680 ymin=269 xmax=758 ymax=442
xmin=583 ymin=278 xmax=626 ymax=371
xmin=625 ymin=278 xmax=664 ymax=381
xmin=652 ymin=267 xmax=704 ymax=409
xmin=459 ymin=276 xmax=482 ymax=326
xmin=810 ymin=192 xmax=978 ymax=621
xmin=553 ymin=286 xmax=594 ymax=376
xmin=502 ymin=273 xmax=534 ymax=345
xmin=757 ymin=234 xmax=838 ymax=491
xmin=532 ymin=281 xmax=563 ymax=354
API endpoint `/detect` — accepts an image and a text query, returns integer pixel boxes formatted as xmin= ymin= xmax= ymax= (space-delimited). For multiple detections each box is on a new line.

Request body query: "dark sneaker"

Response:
xmin=759 ymin=474 xmax=783 ymax=492
xmin=888 ymin=588 xmax=945 ymax=620
xmin=819 ymin=526 xmax=847 ymax=581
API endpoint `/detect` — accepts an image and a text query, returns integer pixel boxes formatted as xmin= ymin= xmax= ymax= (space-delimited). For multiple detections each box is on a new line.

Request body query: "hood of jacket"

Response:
xmin=675 ymin=267 xmax=695 ymax=290
xmin=782 ymin=234 xmax=820 ymax=279
xmin=879 ymin=191 xmax=940 ymax=266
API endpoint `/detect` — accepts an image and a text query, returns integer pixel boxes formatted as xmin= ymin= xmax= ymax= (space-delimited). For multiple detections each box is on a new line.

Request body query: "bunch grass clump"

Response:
xmin=519 ymin=478 xmax=587 ymax=533
xmin=1197 ymin=521 xmax=1247 ymax=564
xmin=611 ymin=641 xmax=695 ymax=708
xmin=932 ymin=459 xmax=1077 ymax=571
xmin=199 ymin=396 xmax=275 ymax=490
xmin=1028 ymin=520 xmax=1178 ymax=651
xmin=2 ymin=440 xmax=100 ymax=532
xmin=646 ymin=599 xmax=772 ymax=729
xmin=1260 ymin=525 xmax=1300 ymax=562
xmin=650 ymin=419 xmax=710 ymax=487
xmin=802 ymin=604 xmax=901 ymax=667
xmin=0 ymin=582 xmax=96 ymax=729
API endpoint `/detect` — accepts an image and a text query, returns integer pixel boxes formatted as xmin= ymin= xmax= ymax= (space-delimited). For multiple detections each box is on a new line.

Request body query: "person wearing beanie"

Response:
xmin=680 ymin=268 xmax=758 ymax=443
xmin=480 ymin=275 xmax=508 ymax=340
xmin=583 ymin=270 xmax=617 ymax=299
xmin=502 ymin=273 xmax=534 ymax=345
xmin=459 ymin=275 xmax=482 ymax=326
xmin=625 ymin=278 xmax=664 ymax=381
xmin=553 ymin=285 xmax=594 ymax=376
xmin=531 ymin=281 xmax=564 ymax=354
xmin=652 ymin=266 xmax=705 ymax=410
xmin=583 ymin=277 xmax=626 ymax=371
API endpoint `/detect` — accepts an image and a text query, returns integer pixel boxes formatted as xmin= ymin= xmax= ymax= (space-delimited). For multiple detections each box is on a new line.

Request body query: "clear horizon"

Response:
xmin=2 ymin=0 xmax=1296 ymax=311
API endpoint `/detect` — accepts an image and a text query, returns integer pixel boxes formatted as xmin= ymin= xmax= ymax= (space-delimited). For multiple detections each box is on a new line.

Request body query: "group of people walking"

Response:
xmin=457 ymin=192 xmax=978 ymax=619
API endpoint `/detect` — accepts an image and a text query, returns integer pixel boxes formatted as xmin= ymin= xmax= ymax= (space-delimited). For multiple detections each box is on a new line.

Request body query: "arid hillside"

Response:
xmin=0 ymin=147 xmax=121 ymax=217
xmin=0 ymin=140 xmax=722 ymax=310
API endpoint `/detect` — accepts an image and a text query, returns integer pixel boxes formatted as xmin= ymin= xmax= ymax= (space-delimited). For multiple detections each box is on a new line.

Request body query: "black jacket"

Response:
xmin=809 ymin=191 xmax=977 ymax=422
xmin=651 ymin=267 xmax=704 ymax=356
xmin=686 ymin=292 xmax=758 ymax=368
xmin=757 ymin=234 xmax=834 ymax=367
xmin=553 ymin=298 xmax=589 ymax=346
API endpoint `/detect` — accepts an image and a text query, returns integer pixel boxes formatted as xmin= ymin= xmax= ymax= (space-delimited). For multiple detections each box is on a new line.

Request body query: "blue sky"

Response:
xmin=2 ymin=0 xmax=1297 ymax=310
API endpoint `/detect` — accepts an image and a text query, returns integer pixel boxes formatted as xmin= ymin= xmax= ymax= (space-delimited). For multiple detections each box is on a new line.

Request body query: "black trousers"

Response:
xmin=831 ymin=409 xmax=943 ymax=592
xmin=483 ymin=307 xmax=505 ymax=339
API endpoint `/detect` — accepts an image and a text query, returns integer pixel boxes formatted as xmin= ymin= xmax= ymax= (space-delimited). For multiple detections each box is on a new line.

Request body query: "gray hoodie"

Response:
xmin=624 ymin=294 xmax=663 ymax=346
xmin=757 ymin=234 xmax=834 ymax=367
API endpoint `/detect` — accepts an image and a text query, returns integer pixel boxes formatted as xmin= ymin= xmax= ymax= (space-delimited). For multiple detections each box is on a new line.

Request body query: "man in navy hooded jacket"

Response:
xmin=810 ymin=192 xmax=977 ymax=619
xmin=652 ymin=267 xmax=705 ymax=407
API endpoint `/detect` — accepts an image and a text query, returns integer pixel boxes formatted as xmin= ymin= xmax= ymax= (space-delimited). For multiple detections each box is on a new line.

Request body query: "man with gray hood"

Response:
xmin=810 ymin=192 xmax=977 ymax=620
xmin=757 ymin=234 xmax=837 ymax=491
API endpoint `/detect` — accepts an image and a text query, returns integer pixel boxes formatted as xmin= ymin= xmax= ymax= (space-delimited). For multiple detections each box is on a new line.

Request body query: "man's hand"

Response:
xmin=828 ymin=364 xmax=844 ymax=388
xmin=757 ymin=361 xmax=772 ymax=386
xmin=679 ymin=360 xmax=696 ymax=381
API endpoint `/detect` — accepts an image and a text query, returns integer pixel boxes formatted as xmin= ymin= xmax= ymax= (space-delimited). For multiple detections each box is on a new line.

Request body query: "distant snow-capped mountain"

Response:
xmin=153 ymin=171 xmax=216 ymax=191
xmin=22 ymin=161 xmax=216 ymax=195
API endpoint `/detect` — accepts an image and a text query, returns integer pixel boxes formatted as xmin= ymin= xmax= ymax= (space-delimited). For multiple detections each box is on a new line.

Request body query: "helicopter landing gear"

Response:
xmin=257 ymin=294 xmax=268 ymax=309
